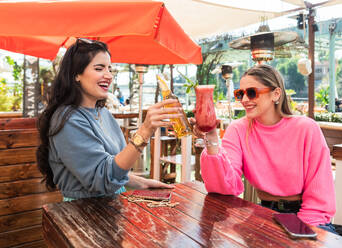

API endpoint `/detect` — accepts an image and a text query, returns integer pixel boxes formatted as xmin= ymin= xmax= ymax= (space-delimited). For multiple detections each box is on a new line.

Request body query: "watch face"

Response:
xmin=133 ymin=133 xmax=144 ymax=146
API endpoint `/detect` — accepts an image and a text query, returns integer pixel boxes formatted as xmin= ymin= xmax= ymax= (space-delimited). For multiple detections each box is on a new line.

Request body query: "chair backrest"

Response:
xmin=0 ymin=118 xmax=62 ymax=248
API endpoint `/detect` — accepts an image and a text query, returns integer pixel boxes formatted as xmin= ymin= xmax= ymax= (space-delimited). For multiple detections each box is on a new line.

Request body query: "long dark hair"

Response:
xmin=36 ymin=39 xmax=111 ymax=190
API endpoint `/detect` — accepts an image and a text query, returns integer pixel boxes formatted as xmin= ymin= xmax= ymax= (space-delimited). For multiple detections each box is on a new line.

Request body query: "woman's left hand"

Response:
xmin=127 ymin=173 xmax=174 ymax=189
xmin=141 ymin=178 xmax=174 ymax=189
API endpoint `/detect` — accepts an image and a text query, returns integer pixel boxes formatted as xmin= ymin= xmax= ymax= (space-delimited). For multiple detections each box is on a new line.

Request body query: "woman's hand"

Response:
xmin=190 ymin=117 xmax=220 ymax=154
xmin=139 ymin=99 xmax=183 ymax=139
xmin=127 ymin=173 xmax=174 ymax=189
xmin=189 ymin=117 xmax=218 ymax=139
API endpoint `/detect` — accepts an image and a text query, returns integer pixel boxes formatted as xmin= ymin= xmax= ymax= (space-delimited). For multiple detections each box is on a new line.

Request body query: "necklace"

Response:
xmin=84 ymin=107 xmax=100 ymax=120
xmin=93 ymin=108 xmax=100 ymax=120
xmin=84 ymin=107 xmax=111 ymax=138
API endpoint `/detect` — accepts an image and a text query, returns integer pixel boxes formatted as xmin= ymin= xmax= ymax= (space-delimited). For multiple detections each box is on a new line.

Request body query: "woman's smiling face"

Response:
xmin=239 ymin=75 xmax=280 ymax=125
xmin=76 ymin=51 xmax=113 ymax=108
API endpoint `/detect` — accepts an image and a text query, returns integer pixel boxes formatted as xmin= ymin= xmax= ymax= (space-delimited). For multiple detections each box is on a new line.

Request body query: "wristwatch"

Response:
xmin=130 ymin=132 xmax=148 ymax=153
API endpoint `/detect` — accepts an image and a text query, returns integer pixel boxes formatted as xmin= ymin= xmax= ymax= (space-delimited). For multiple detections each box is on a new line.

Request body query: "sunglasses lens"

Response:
xmin=234 ymin=90 xmax=244 ymax=100
xmin=246 ymin=88 xmax=257 ymax=99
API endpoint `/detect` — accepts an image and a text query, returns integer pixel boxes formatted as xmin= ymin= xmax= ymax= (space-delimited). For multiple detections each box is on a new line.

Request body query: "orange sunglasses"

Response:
xmin=234 ymin=87 xmax=272 ymax=101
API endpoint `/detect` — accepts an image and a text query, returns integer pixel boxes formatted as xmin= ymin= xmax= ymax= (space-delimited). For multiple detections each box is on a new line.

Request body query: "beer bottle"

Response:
xmin=157 ymin=74 xmax=192 ymax=138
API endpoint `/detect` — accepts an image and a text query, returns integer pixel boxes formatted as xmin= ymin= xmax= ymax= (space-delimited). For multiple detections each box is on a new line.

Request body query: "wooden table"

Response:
xmin=42 ymin=182 xmax=342 ymax=248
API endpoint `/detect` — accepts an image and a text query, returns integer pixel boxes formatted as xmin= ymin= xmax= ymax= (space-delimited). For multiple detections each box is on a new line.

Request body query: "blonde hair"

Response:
xmin=242 ymin=64 xmax=292 ymax=150
xmin=242 ymin=64 xmax=292 ymax=116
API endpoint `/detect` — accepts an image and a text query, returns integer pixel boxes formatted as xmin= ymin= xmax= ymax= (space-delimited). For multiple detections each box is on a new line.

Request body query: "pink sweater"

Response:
xmin=201 ymin=116 xmax=336 ymax=226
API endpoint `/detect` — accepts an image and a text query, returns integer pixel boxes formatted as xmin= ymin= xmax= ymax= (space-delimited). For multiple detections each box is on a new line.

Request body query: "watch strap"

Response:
xmin=130 ymin=132 xmax=148 ymax=153
xmin=129 ymin=139 xmax=143 ymax=153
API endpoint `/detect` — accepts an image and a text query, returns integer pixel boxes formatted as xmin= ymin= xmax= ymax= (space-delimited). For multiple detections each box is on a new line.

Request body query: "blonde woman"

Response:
xmin=194 ymin=64 xmax=336 ymax=234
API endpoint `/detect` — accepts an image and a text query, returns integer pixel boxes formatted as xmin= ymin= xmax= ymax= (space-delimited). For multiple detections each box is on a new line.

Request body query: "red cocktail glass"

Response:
xmin=194 ymin=85 xmax=217 ymax=132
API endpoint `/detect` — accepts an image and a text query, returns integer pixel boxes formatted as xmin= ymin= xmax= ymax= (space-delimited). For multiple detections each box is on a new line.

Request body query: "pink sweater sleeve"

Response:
xmin=200 ymin=123 xmax=244 ymax=195
xmin=297 ymin=122 xmax=336 ymax=226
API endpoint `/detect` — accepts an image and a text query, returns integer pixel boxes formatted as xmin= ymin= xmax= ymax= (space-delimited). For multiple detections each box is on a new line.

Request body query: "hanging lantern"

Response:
xmin=250 ymin=33 xmax=274 ymax=63
xmin=229 ymin=24 xmax=298 ymax=64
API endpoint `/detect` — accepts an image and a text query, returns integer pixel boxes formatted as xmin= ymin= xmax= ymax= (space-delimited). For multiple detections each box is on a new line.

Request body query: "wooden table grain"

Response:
xmin=42 ymin=182 xmax=342 ymax=248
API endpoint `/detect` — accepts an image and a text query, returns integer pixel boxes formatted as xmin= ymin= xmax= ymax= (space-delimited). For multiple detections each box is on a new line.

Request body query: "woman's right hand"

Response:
xmin=189 ymin=117 xmax=218 ymax=140
xmin=139 ymin=99 xmax=183 ymax=139
xmin=189 ymin=117 xmax=205 ymax=139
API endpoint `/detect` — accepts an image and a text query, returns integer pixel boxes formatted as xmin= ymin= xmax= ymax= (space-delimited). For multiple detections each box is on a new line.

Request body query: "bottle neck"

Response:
xmin=161 ymin=89 xmax=171 ymax=99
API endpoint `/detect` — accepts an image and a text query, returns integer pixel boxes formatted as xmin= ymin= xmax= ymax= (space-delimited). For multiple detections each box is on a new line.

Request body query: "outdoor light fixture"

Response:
xmin=229 ymin=24 xmax=298 ymax=64
xmin=134 ymin=64 xmax=148 ymax=73
xmin=250 ymin=32 xmax=274 ymax=63
xmin=212 ymin=62 xmax=241 ymax=122
xmin=221 ymin=64 xmax=233 ymax=80
xmin=134 ymin=64 xmax=149 ymax=126
xmin=297 ymin=13 xmax=306 ymax=30
xmin=133 ymin=64 xmax=149 ymax=176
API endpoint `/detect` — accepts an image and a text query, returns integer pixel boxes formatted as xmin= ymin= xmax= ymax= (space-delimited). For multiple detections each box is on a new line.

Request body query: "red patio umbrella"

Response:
xmin=0 ymin=0 xmax=202 ymax=176
xmin=0 ymin=0 xmax=202 ymax=65
xmin=0 ymin=0 xmax=202 ymax=127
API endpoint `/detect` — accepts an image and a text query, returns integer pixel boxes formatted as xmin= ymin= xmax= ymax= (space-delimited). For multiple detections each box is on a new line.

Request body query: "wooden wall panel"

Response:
xmin=0 ymin=178 xmax=47 ymax=199
xmin=0 ymin=129 xmax=39 ymax=149
xmin=0 ymin=118 xmax=36 ymax=130
xmin=0 ymin=163 xmax=42 ymax=183
xmin=0 ymin=118 xmax=61 ymax=247
xmin=0 ymin=147 xmax=37 ymax=166
xmin=0 ymin=191 xmax=62 ymax=216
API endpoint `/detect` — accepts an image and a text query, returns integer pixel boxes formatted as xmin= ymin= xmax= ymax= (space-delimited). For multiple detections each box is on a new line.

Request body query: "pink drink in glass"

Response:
xmin=195 ymin=85 xmax=217 ymax=132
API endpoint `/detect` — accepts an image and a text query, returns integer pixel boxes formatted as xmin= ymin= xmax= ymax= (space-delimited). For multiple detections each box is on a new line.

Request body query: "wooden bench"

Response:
xmin=0 ymin=118 xmax=62 ymax=248
xmin=0 ymin=112 xmax=23 ymax=119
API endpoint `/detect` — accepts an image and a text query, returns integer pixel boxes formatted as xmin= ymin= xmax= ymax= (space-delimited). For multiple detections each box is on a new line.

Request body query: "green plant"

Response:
xmin=5 ymin=56 xmax=22 ymax=81
xmin=213 ymin=90 xmax=225 ymax=102
xmin=315 ymin=85 xmax=329 ymax=107
xmin=285 ymin=89 xmax=297 ymax=112
xmin=177 ymin=69 xmax=198 ymax=93
xmin=314 ymin=112 xmax=342 ymax=123
xmin=0 ymin=78 xmax=22 ymax=111
xmin=185 ymin=110 xmax=194 ymax=118
xmin=234 ymin=109 xmax=246 ymax=119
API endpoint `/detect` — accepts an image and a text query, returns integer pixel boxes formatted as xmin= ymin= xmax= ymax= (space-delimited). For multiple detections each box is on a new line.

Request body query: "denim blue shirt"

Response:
xmin=49 ymin=106 xmax=129 ymax=199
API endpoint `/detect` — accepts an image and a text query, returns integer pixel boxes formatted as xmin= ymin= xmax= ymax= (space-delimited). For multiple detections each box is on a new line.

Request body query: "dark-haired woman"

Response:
xmin=37 ymin=39 xmax=180 ymax=200
xmin=194 ymin=64 xmax=337 ymax=234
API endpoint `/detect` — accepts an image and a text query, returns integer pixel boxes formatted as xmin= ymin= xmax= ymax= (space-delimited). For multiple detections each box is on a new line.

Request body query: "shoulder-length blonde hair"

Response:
xmin=242 ymin=64 xmax=293 ymax=150
xmin=242 ymin=64 xmax=292 ymax=117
